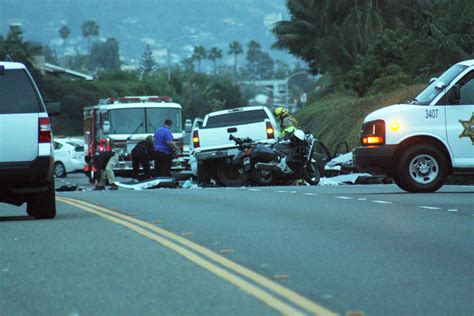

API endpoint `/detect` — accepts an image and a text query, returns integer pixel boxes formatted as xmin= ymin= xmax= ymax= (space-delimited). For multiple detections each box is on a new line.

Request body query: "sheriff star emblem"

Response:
xmin=458 ymin=113 xmax=474 ymax=144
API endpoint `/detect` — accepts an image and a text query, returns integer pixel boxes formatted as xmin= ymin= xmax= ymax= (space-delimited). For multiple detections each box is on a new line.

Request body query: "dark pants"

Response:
xmin=132 ymin=149 xmax=151 ymax=180
xmin=154 ymin=151 xmax=172 ymax=177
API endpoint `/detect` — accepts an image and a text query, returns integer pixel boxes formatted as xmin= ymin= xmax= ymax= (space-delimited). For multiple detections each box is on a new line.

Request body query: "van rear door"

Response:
xmin=0 ymin=67 xmax=42 ymax=163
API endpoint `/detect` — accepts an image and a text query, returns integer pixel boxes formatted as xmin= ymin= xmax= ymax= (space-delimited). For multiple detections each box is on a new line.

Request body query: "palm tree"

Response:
xmin=208 ymin=47 xmax=222 ymax=74
xmin=81 ymin=20 xmax=100 ymax=53
xmin=228 ymin=41 xmax=243 ymax=78
xmin=192 ymin=45 xmax=207 ymax=72
xmin=58 ymin=25 xmax=70 ymax=56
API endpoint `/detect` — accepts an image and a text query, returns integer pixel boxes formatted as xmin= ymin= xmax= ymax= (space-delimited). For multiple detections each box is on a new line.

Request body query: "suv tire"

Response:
xmin=27 ymin=183 xmax=56 ymax=219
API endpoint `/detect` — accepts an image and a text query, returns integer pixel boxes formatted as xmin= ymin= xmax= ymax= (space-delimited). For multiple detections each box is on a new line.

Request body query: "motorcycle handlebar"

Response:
xmin=229 ymin=134 xmax=254 ymax=148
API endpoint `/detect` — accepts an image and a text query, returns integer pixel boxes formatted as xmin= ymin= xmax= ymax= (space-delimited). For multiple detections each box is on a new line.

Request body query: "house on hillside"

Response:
xmin=27 ymin=42 xmax=93 ymax=81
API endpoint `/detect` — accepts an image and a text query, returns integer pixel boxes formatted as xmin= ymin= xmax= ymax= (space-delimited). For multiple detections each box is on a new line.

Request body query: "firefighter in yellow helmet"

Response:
xmin=274 ymin=107 xmax=299 ymax=139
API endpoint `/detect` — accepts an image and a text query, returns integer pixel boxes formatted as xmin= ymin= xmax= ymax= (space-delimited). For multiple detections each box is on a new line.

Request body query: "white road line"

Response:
xmin=276 ymin=190 xmax=288 ymax=193
xmin=290 ymin=191 xmax=297 ymax=194
xmin=303 ymin=193 xmax=317 ymax=196
xmin=248 ymin=188 xmax=261 ymax=192
xmin=419 ymin=206 xmax=441 ymax=210
xmin=358 ymin=198 xmax=367 ymax=201
xmin=336 ymin=196 xmax=353 ymax=200
xmin=372 ymin=200 xmax=392 ymax=204
xmin=447 ymin=209 xmax=458 ymax=212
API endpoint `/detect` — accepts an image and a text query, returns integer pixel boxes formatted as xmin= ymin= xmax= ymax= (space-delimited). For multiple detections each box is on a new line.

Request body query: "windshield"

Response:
xmin=146 ymin=108 xmax=182 ymax=133
xmin=413 ymin=64 xmax=468 ymax=105
xmin=108 ymin=108 xmax=146 ymax=134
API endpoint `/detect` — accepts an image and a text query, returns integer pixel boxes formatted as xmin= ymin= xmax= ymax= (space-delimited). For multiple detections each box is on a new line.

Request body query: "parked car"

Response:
xmin=0 ymin=61 xmax=60 ymax=219
xmin=53 ymin=137 xmax=85 ymax=177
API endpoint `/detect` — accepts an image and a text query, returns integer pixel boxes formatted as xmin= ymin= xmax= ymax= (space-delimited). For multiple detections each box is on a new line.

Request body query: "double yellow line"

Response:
xmin=57 ymin=197 xmax=337 ymax=316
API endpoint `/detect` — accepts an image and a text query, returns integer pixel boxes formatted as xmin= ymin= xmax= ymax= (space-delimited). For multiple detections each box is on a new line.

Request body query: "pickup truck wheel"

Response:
xmin=216 ymin=161 xmax=249 ymax=187
xmin=396 ymin=144 xmax=448 ymax=193
xmin=250 ymin=169 xmax=273 ymax=186
xmin=27 ymin=184 xmax=56 ymax=219
xmin=54 ymin=162 xmax=67 ymax=177
xmin=303 ymin=161 xmax=321 ymax=185
xmin=197 ymin=164 xmax=210 ymax=184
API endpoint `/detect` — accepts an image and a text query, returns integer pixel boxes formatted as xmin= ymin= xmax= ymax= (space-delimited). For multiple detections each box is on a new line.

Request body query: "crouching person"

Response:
xmin=131 ymin=135 xmax=154 ymax=181
xmin=85 ymin=150 xmax=119 ymax=190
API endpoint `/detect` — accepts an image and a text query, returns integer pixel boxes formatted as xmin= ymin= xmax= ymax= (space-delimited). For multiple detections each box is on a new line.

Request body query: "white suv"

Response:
xmin=0 ymin=61 xmax=60 ymax=218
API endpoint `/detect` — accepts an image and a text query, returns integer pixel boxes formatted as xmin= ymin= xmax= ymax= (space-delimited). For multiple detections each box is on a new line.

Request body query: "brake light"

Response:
xmin=266 ymin=121 xmax=275 ymax=139
xmin=39 ymin=117 xmax=52 ymax=143
xmin=99 ymin=138 xmax=110 ymax=151
xmin=192 ymin=130 xmax=200 ymax=148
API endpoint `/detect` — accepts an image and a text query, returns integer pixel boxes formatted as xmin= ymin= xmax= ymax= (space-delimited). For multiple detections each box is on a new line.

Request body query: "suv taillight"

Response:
xmin=39 ymin=117 xmax=52 ymax=143
xmin=192 ymin=130 xmax=200 ymax=148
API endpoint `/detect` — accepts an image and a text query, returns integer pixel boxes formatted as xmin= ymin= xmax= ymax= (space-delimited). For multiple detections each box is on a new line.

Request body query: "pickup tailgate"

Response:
xmin=198 ymin=121 xmax=270 ymax=151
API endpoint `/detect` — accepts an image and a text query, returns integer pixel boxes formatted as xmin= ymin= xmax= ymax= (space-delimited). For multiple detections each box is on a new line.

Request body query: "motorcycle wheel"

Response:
xmin=250 ymin=169 xmax=274 ymax=186
xmin=216 ymin=161 xmax=249 ymax=187
xmin=303 ymin=161 xmax=320 ymax=185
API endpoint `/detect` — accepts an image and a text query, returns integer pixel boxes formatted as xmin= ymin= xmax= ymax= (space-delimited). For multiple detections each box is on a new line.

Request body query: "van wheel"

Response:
xmin=251 ymin=169 xmax=273 ymax=186
xmin=396 ymin=144 xmax=448 ymax=193
xmin=27 ymin=184 xmax=56 ymax=219
xmin=216 ymin=161 xmax=249 ymax=187
xmin=54 ymin=162 xmax=67 ymax=177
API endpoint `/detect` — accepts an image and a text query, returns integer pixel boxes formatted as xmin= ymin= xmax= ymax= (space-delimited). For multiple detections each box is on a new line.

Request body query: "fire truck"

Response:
xmin=83 ymin=96 xmax=189 ymax=179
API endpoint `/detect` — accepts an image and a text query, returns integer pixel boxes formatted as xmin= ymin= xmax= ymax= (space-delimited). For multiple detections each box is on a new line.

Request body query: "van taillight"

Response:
xmin=39 ymin=117 xmax=52 ymax=143
xmin=266 ymin=122 xmax=275 ymax=139
xmin=192 ymin=130 xmax=200 ymax=148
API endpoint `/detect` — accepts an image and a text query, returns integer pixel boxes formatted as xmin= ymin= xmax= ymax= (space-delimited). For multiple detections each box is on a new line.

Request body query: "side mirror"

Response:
xmin=44 ymin=101 xmax=61 ymax=116
xmin=185 ymin=119 xmax=192 ymax=133
xmin=0 ymin=65 xmax=5 ymax=76
xmin=434 ymin=81 xmax=445 ymax=90
xmin=429 ymin=77 xmax=437 ymax=84
xmin=103 ymin=120 xmax=111 ymax=134
xmin=448 ymin=85 xmax=461 ymax=104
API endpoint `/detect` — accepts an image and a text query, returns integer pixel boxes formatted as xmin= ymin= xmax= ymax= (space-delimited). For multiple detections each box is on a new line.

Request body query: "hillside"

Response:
xmin=0 ymin=0 xmax=291 ymax=67
xmin=295 ymin=84 xmax=426 ymax=154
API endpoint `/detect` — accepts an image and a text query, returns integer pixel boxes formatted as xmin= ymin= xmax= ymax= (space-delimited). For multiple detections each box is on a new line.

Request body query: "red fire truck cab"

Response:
xmin=83 ymin=96 xmax=188 ymax=178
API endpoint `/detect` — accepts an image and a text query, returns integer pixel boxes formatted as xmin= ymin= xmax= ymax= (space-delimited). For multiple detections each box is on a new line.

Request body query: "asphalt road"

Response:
xmin=1 ymin=173 xmax=473 ymax=316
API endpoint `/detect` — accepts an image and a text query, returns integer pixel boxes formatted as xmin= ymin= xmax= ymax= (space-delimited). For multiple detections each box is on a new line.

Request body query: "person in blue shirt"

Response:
xmin=153 ymin=119 xmax=180 ymax=177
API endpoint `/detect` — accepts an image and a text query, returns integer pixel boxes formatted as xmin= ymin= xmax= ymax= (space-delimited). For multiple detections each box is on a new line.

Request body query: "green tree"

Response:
xmin=81 ymin=20 xmax=100 ymax=53
xmin=208 ymin=47 xmax=223 ymax=75
xmin=228 ymin=41 xmax=243 ymax=78
xmin=192 ymin=45 xmax=207 ymax=73
xmin=58 ymin=25 xmax=70 ymax=56
xmin=140 ymin=44 xmax=156 ymax=76
xmin=245 ymin=40 xmax=274 ymax=80
xmin=89 ymin=37 xmax=121 ymax=71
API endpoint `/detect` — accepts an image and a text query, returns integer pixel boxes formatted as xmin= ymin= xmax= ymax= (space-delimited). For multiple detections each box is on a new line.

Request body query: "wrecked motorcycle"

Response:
xmin=229 ymin=130 xmax=321 ymax=186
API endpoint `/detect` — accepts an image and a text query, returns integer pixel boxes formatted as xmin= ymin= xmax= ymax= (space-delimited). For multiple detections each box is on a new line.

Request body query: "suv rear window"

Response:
xmin=204 ymin=109 xmax=269 ymax=128
xmin=0 ymin=69 xmax=41 ymax=114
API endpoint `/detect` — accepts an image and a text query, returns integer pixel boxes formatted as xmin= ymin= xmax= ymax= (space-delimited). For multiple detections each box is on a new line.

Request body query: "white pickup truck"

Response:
xmin=191 ymin=106 xmax=280 ymax=186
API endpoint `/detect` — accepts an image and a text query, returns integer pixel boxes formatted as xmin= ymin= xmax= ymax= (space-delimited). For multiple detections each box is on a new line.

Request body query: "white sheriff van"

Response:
xmin=353 ymin=59 xmax=474 ymax=192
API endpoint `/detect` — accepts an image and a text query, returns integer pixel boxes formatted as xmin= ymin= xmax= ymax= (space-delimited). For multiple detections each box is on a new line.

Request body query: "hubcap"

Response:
xmin=409 ymin=154 xmax=439 ymax=184
xmin=55 ymin=163 xmax=65 ymax=176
